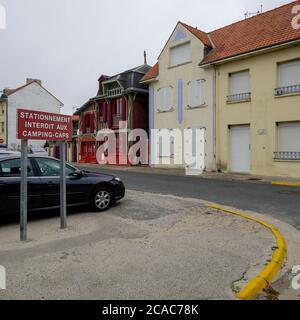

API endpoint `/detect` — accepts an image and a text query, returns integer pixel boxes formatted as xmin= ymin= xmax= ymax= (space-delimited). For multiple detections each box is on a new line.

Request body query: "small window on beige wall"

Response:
xmin=187 ymin=79 xmax=206 ymax=108
xmin=170 ymin=42 xmax=191 ymax=67
xmin=230 ymin=70 xmax=250 ymax=95
xmin=157 ymin=86 xmax=173 ymax=112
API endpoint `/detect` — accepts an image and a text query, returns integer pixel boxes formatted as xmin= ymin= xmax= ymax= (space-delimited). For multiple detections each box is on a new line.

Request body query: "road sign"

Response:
xmin=17 ymin=109 xmax=72 ymax=141
xmin=17 ymin=109 xmax=72 ymax=241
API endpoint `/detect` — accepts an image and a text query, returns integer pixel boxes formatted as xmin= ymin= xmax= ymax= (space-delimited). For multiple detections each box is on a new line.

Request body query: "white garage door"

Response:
xmin=231 ymin=125 xmax=251 ymax=173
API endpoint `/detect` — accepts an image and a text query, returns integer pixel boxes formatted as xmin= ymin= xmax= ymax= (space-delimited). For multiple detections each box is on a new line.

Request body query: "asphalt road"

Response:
xmin=81 ymin=166 xmax=300 ymax=229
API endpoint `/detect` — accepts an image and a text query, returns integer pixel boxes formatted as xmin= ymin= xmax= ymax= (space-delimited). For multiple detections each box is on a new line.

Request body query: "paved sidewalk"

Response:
xmin=73 ymin=163 xmax=300 ymax=185
xmin=0 ymin=190 xmax=299 ymax=300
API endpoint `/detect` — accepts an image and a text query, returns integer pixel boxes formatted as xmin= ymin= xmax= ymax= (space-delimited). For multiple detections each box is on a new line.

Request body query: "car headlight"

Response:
xmin=114 ymin=177 xmax=122 ymax=182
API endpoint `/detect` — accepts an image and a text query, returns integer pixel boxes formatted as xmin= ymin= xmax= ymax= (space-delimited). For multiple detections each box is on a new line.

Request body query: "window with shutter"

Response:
xmin=278 ymin=122 xmax=300 ymax=151
xmin=187 ymin=80 xmax=206 ymax=108
xmin=157 ymin=87 xmax=173 ymax=112
xmin=230 ymin=71 xmax=250 ymax=95
xmin=170 ymin=42 xmax=191 ymax=67
xmin=276 ymin=122 xmax=300 ymax=160
xmin=278 ymin=60 xmax=300 ymax=87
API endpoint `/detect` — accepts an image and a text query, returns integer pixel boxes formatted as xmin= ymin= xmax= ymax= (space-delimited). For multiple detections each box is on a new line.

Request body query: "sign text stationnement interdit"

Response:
xmin=17 ymin=109 xmax=72 ymax=141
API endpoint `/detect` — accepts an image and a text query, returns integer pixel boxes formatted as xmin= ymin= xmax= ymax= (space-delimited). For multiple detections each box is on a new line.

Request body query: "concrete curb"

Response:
xmin=208 ymin=203 xmax=287 ymax=300
xmin=271 ymin=182 xmax=300 ymax=187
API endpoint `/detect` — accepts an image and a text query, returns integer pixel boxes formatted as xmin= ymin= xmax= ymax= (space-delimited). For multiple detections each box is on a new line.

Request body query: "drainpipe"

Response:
xmin=212 ymin=64 xmax=217 ymax=172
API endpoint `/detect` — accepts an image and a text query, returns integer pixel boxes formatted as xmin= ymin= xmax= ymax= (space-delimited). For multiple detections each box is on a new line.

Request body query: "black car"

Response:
xmin=0 ymin=156 xmax=125 ymax=214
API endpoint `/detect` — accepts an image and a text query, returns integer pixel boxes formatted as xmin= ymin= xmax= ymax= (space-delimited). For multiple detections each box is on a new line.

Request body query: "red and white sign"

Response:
xmin=17 ymin=109 xmax=73 ymax=141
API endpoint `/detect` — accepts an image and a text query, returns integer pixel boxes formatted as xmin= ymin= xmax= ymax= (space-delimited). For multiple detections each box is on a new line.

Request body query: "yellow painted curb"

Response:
xmin=272 ymin=182 xmax=300 ymax=187
xmin=208 ymin=203 xmax=287 ymax=300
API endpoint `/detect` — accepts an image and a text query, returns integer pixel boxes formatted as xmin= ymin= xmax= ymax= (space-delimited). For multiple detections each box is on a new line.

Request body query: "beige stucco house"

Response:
xmin=141 ymin=22 xmax=216 ymax=174
xmin=200 ymin=1 xmax=300 ymax=178
xmin=143 ymin=1 xmax=300 ymax=178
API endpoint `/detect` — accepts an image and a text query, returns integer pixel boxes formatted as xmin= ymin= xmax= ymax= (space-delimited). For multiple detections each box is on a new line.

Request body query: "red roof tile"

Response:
xmin=179 ymin=22 xmax=212 ymax=47
xmin=201 ymin=0 xmax=300 ymax=65
xmin=141 ymin=63 xmax=159 ymax=82
xmin=143 ymin=1 xmax=300 ymax=80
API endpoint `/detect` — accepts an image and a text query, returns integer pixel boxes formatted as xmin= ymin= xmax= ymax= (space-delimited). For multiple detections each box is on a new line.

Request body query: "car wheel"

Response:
xmin=90 ymin=187 xmax=113 ymax=212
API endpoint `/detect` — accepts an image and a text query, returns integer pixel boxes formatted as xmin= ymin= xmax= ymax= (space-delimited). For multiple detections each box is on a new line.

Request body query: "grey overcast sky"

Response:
xmin=0 ymin=0 xmax=292 ymax=114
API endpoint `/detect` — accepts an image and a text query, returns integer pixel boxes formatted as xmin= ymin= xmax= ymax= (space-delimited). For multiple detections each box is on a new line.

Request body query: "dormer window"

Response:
xmin=170 ymin=42 xmax=191 ymax=67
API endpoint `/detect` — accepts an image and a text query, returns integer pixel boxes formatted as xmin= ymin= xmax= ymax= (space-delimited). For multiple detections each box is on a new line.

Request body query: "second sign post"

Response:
xmin=17 ymin=109 xmax=73 ymax=241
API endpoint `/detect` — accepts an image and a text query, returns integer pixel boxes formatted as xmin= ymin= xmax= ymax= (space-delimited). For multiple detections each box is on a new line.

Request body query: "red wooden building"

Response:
xmin=75 ymin=63 xmax=151 ymax=165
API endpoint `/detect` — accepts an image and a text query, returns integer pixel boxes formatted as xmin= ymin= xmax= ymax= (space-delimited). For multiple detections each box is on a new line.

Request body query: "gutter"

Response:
xmin=140 ymin=77 xmax=159 ymax=85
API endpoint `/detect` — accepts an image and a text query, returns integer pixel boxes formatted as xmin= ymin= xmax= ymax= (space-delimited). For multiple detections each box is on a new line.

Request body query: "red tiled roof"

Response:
xmin=143 ymin=1 xmax=300 ymax=80
xmin=180 ymin=22 xmax=212 ymax=47
xmin=201 ymin=0 xmax=300 ymax=65
xmin=4 ymin=80 xmax=63 ymax=106
xmin=141 ymin=63 xmax=159 ymax=82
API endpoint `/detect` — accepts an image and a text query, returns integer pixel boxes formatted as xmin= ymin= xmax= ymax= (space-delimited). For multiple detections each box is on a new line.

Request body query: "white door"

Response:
xmin=231 ymin=125 xmax=251 ymax=173
xmin=185 ymin=127 xmax=205 ymax=176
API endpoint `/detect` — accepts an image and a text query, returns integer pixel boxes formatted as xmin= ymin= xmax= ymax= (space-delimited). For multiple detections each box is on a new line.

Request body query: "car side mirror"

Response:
xmin=69 ymin=170 xmax=83 ymax=180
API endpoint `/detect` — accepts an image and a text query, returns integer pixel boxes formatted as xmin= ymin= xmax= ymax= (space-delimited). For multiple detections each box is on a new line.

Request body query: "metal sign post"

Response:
xmin=17 ymin=109 xmax=72 ymax=239
xmin=20 ymin=139 xmax=28 ymax=241
xmin=60 ymin=141 xmax=67 ymax=229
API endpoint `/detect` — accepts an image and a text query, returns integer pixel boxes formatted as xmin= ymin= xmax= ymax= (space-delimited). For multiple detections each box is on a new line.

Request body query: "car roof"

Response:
xmin=0 ymin=155 xmax=59 ymax=161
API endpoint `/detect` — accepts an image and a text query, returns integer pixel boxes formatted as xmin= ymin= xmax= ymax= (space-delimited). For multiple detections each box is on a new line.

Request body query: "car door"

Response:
xmin=33 ymin=157 xmax=87 ymax=209
xmin=0 ymin=157 xmax=42 ymax=214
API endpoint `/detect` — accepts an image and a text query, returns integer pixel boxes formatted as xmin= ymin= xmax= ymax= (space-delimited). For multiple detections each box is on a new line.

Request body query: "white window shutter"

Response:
xmin=231 ymin=71 xmax=250 ymax=95
xmin=158 ymin=87 xmax=173 ymax=111
xmin=188 ymin=81 xmax=195 ymax=108
xmin=279 ymin=60 xmax=300 ymax=87
xmin=200 ymin=80 xmax=205 ymax=105
xmin=196 ymin=80 xmax=205 ymax=106
xmin=167 ymin=86 xmax=172 ymax=110
xmin=278 ymin=122 xmax=300 ymax=151
xmin=170 ymin=43 xmax=191 ymax=66
xmin=188 ymin=80 xmax=205 ymax=108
